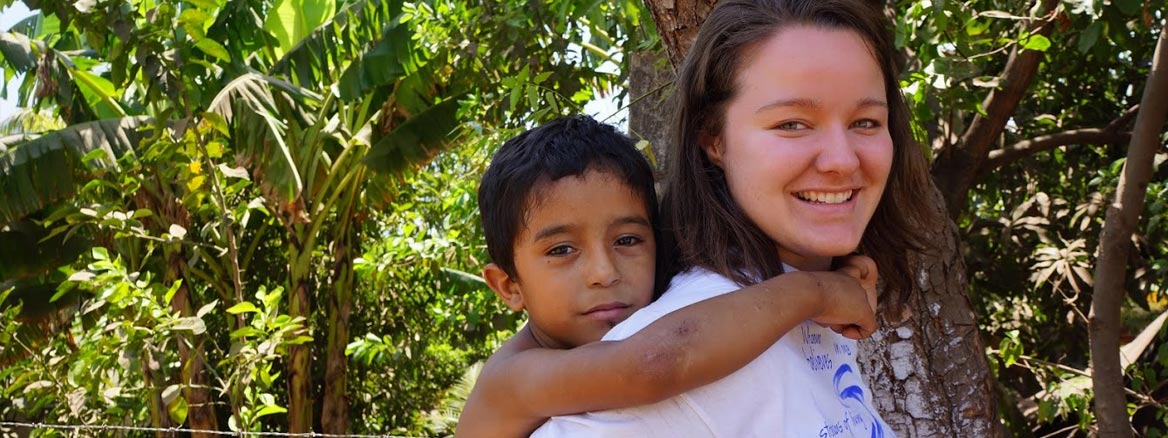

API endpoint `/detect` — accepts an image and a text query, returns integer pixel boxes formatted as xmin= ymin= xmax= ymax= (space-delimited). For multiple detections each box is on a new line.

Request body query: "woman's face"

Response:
xmin=704 ymin=25 xmax=893 ymax=272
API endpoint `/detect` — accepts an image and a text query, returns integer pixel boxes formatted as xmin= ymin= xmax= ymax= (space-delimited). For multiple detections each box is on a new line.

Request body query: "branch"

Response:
xmin=1090 ymin=23 xmax=1168 ymax=438
xmin=980 ymin=129 xmax=1131 ymax=173
xmin=978 ymin=104 xmax=1140 ymax=173
xmin=930 ymin=0 xmax=1060 ymax=219
xmin=1106 ymin=105 xmax=1140 ymax=132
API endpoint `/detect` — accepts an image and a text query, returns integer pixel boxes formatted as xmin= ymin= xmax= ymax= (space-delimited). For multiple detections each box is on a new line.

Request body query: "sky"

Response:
xmin=1 ymin=2 xmax=33 ymax=121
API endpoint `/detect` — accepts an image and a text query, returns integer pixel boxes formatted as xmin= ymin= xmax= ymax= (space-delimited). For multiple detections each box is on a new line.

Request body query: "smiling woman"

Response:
xmin=706 ymin=25 xmax=893 ymax=272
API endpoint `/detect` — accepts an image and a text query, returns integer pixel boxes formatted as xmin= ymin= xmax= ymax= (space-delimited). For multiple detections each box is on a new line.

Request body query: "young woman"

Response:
xmin=531 ymin=0 xmax=939 ymax=436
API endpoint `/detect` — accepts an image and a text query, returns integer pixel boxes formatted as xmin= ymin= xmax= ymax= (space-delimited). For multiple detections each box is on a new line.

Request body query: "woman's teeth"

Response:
xmin=796 ymin=191 xmax=853 ymax=204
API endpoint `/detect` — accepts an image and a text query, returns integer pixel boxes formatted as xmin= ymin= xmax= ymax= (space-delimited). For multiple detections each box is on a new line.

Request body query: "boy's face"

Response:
xmin=485 ymin=169 xmax=655 ymax=349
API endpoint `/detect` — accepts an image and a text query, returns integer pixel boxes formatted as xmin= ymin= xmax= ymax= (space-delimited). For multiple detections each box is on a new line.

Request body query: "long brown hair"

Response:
xmin=659 ymin=0 xmax=939 ymax=311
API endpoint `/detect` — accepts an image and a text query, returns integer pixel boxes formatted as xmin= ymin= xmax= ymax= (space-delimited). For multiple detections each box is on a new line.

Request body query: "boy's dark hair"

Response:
xmin=478 ymin=115 xmax=660 ymax=284
xmin=661 ymin=0 xmax=940 ymax=315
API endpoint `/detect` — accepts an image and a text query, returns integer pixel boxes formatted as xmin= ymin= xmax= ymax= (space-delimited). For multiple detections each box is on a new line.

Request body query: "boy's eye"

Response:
xmin=546 ymin=245 xmax=575 ymax=256
xmin=615 ymin=235 xmax=643 ymax=247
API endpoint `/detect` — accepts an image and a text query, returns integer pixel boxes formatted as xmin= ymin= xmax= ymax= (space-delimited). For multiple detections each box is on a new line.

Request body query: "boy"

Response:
xmin=457 ymin=115 xmax=879 ymax=437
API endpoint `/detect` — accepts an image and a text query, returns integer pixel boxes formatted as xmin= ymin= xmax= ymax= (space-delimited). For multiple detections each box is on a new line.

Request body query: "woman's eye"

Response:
xmin=852 ymin=119 xmax=881 ymax=129
xmin=546 ymin=245 xmax=575 ymax=256
xmin=774 ymin=121 xmax=808 ymax=131
xmin=615 ymin=235 xmax=643 ymax=247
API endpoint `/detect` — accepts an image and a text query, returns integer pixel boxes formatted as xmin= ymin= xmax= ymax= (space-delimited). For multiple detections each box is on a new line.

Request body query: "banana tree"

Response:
xmin=2 ymin=0 xmax=649 ymax=433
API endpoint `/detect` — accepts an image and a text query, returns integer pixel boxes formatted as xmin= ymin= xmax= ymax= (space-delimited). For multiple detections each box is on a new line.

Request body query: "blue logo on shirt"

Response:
xmin=832 ymin=364 xmax=885 ymax=438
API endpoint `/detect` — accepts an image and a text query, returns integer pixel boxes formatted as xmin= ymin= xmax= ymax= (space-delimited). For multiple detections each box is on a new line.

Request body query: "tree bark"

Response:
xmin=322 ymin=197 xmax=360 ymax=436
xmin=288 ymin=230 xmax=314 ymax=434
xmin=857 ymin=182 xmax=1000 ymax=437
xmin=627 ymin=50 xmax=675 ymax=178
xmin=1089 ymin=23 xmax=1168 ymax=438
xmin=641 ymin=0 xmax=717 ymax=70
xmin=167 ymin=254 xmax=219 ymax=437
xmin=639 ymin=1 xmax=1002 ymax=436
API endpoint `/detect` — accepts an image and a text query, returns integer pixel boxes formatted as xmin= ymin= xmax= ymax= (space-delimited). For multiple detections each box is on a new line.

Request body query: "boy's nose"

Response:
xmin=587 ymin=250 xmax=621 ymax=288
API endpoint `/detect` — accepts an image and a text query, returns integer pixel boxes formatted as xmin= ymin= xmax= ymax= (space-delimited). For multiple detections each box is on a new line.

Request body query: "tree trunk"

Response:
xmin=288 ymin=231 xmax=314 ymax=434
xmin=141 ymin=345 xmax=176 ymax=438
xmin=288 ymin=280 xmax=313 ymax=434
xmin=1089 ymin=23 xmax=1168 ymax=438
xmin=857 ymin=183 xmax=1000 ymax=437
xmin=167 ymin=254 xmax=219 ymax=437
xmin=627 ymin=50 xmax=675 ymax=178
xmin=639 ymin=1 xmax=1002 ymax=436
xmin=641 ymin=0 xmax=716 ymax=70
xmin=322 ymin=200 xmax=360 ymax=436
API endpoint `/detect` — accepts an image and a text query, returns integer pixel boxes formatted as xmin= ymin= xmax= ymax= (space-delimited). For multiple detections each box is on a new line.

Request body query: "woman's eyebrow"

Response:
xmin=856 ymin=98 xmax=888 ymax=109
xmin=755 ymin=97 xmax=888 ymax=114
xmin=755 ymin=98 xmax=819 ymax=114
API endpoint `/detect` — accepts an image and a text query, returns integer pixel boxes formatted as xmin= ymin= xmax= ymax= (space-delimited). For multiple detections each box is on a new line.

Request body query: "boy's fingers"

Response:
xmin=831 ymin=324 xmax=873 ymax=341
xmin=840 ymin=255 xmax=875 ymax=279
xmin=837 ymin=265 xmax=862 ymax=280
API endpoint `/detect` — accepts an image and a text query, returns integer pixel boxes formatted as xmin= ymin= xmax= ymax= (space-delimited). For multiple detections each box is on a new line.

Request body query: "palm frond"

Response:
xmin=0 ymin=116 xmax=152 ymax=223
xmin=269 ymin=0 xmax=403 ymax=89
xmin=362 ymin=95 xmax=464 ymax=175
xmin=208 ymin=72 xmax=322 ymax=203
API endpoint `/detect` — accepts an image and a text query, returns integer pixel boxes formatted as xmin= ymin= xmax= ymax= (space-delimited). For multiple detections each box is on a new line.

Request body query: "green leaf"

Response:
xmin=194 ymin=38 xmax=231 ymax=62
xmin=226 ymin=302 xmax=260 ymax=314
xmin=0 ymin=31 xmax=36 ymax=73
xmin=263 ymin=0 xmax=337 ymax=58
xmin=196 ymin=300 xmax=218 ymax=318
xmin=164 ymin=280 xmax=182 ymax=304
xmin=179 ymin=9 xmax=212 ymax=39
xmin=337 ymin=19 xmax=412 ymax=102
xmin=362 ymin=95 xmax=464 ymax=175
xmin=1020 ymin=34 xmax=1051 ymax=52
xmin=964 ymin=18 xmax=989 ymax=37
xmin=185 ymin=0 xmax=222 ymax=9
xmin=1078 ymin=22 xmax=1102 ymax=54
xmin=167 ymin=394 xmax=188 ymax=424
xmin=253 ymin=404 xmax=287 ymax=419
xmin=172 ymin=316 xmax=207 ymax=335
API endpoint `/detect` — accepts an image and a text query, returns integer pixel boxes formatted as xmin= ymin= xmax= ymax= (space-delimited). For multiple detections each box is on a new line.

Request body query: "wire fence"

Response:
xmin=0 ymin=422 xmax=434 ymax=438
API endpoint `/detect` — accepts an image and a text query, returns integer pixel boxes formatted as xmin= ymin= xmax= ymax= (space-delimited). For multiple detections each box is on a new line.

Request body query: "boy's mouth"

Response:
xmin=584 ymin=302 xmax=630 ymax=320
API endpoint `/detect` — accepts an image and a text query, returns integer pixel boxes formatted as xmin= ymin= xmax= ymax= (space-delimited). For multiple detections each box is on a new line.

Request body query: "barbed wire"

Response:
xmin=0 ymin=421 xmax=435 ymax=438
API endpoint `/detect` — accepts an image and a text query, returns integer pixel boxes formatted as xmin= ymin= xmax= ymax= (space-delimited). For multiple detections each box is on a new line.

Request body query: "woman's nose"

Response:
xmin=815 ymin=128 xmax=860 ymax=175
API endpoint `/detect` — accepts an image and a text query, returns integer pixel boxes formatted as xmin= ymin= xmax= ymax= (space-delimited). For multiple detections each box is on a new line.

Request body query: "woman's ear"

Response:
xmin=701 ymin=131 xmax=725 ymax=168
xmin=483 ymin=263 xmax=525 ymax=312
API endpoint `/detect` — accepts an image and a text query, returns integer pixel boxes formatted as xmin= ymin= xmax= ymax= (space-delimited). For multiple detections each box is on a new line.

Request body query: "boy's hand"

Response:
xmin=807 ymin=255 xmax=879 ymax=340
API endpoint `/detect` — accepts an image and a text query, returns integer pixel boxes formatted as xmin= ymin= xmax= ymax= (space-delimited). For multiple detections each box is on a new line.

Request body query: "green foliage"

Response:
xmin=0 ymin=0 xmax=650 ymax=434
xmin=896 ymin=0 xmax=1168 ymax=434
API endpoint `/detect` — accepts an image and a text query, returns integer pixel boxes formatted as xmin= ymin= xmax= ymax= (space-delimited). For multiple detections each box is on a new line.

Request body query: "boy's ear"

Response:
xmin=700 ymin=130 xmax=725 ymax=168
xmin=483 ymin=263 xmax=525 ymax=312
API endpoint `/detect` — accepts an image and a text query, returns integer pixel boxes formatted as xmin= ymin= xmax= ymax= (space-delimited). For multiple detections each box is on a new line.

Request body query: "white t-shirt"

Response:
xmin=530 ymin=267 xmax=894 ymax=438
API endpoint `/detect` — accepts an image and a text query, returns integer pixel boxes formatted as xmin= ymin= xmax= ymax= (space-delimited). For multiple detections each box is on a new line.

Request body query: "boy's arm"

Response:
xmin=463 ymin=257 xmax=878 ymax=432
